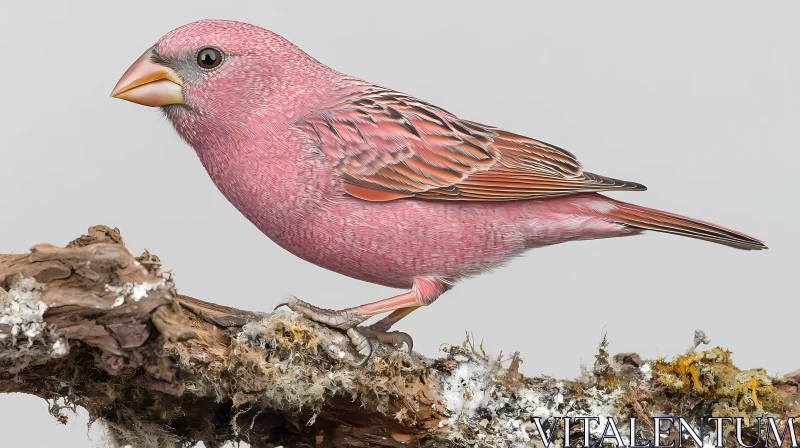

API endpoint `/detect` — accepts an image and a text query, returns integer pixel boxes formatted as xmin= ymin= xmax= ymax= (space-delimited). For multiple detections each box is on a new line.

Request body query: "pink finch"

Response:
xmin=112 ymin=20 xmax=765 ymax=365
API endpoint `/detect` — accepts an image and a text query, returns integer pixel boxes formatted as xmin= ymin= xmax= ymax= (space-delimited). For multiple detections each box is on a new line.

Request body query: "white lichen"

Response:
xmin=105 ymin=278 xmax=168 ymax=306
xmin=436 ymin=343 xmax=566 ymax=445
xmin=639 ymin=362 xmax=653 ymax=381
xmin=439 ymin=359 xmax=489 ymax=418
xmin=51 ymin=338 xmax=68 ymax=357
xmin=0 ymin=277 xmax=48 ymax=342
xmin=0 ymin=276 xmax=68 ymax=364
xmin=435 ymin=342 xmax=630 ymax=447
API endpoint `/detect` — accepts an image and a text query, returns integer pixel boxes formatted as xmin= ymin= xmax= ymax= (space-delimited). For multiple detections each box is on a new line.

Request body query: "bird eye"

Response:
xmin=196 ymin=47 xmax=223 ymax=69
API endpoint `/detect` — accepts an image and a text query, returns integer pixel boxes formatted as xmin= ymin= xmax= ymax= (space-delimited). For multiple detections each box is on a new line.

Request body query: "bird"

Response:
xmin=111 ymin=19 xmax=766 ymax=365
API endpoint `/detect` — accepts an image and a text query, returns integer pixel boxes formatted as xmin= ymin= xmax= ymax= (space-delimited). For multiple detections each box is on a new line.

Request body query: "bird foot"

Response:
xmin=274 ymin=297 xmax=413 ymax=367
xmin=340 ymin=326 xmax=414 ymax=367
xmin=274 ymin=296 xmax=367 ymax=330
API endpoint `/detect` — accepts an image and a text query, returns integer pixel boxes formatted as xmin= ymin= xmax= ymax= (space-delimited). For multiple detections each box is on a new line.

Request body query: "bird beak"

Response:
xmin=111 ymin=48 xmax=185 ymax=107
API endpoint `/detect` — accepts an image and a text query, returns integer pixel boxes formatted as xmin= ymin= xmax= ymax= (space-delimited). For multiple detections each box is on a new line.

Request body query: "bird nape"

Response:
xmin=111 ymin=19 xmax=766 ymax=366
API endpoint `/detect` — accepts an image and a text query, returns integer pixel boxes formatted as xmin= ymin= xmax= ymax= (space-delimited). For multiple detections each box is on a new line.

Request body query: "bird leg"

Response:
xmin=355 ymin=306 xmax=420 ymax=355
xmin=275 ymin=283 xmax=446 ymax=366
xmin=365 ymin=307 xmax=420 ymax=333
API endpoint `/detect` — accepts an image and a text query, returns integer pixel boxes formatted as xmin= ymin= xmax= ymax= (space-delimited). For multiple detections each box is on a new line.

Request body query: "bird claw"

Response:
xmin=359 ymin=326 xmax=414 ymax=354
xmin=346 ymin=327 xmax=373 ymax=367
xmin=273 ymin=301 xmax=290 ymax=312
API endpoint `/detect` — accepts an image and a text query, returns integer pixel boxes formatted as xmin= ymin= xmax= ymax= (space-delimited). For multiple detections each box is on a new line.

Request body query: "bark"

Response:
xmin=0 ymin=226 xmax=796 ymax=448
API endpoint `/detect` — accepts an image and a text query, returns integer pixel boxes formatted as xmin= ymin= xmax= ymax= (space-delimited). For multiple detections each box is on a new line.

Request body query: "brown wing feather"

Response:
xmin=297 ymin=80 xmax=646 ymax=201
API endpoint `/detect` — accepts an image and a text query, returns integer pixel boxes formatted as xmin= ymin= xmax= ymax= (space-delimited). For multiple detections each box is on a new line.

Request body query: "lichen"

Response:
xmin=0 ymin=276 xmax=48 ymax=341
xmin=230 ymin=311 xmax=360 ymax=416
xmin=431 ymin=332 xmax=786 ymax=447
xmin=172 ymin=308 xmax=431 ymax=434
xmin=105 ymin=274 xmax=171 ymax=305
xmin=0 ymin=275 xmax=67 ymax=371
xmin=653 ymin=347 xmax=784 ymax=424
xmin=432 ymin=337 xmax=627 ymax=447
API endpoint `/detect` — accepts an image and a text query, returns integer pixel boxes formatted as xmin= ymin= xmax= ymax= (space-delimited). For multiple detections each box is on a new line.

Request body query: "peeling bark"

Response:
xmin=0 ymin=226 xmax=797 ymax=448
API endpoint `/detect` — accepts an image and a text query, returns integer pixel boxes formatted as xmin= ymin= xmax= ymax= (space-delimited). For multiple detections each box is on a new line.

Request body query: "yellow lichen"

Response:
xmin=652 ymin=347 xmax=784 ymax=424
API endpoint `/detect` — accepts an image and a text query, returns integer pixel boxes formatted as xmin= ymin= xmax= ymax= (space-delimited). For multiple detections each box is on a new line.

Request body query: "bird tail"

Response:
xmin=605 ymin=200 xmax=767 ymax=250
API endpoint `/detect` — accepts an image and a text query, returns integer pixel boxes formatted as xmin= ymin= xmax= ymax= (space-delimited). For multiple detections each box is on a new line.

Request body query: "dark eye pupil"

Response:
xmin=197 ymin=48 xmax=221 ymax=68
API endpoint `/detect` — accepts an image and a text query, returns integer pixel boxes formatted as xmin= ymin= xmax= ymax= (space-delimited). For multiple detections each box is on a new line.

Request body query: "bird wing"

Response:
xmin=296 ymin=81 xmax=646 ymax=202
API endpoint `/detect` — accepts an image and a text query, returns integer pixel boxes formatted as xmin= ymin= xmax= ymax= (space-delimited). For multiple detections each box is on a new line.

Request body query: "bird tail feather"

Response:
xmin=605 ymin=200 xmax=767 ymax=250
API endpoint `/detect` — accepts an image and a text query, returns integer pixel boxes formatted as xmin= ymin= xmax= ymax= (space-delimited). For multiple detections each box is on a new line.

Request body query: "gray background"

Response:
xmin=1 ymin=1 xmax=797 ymax=446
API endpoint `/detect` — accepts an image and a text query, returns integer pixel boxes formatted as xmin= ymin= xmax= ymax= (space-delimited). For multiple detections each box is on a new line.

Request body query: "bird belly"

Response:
xmin=269 ymin=194 xmax=637 ymax=289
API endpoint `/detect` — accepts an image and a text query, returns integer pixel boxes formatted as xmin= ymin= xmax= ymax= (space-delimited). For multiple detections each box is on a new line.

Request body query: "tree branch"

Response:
xmin=0 ymin=226 xmax=797 ymax=447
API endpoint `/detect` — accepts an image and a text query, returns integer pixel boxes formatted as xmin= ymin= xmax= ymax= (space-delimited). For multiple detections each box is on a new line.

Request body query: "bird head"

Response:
xmin=111 ymin=20 xmax=333 ymax=143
